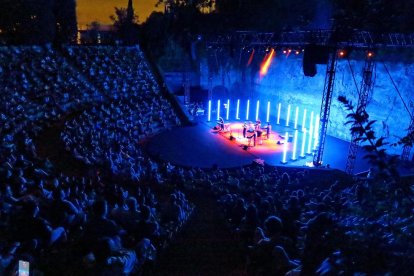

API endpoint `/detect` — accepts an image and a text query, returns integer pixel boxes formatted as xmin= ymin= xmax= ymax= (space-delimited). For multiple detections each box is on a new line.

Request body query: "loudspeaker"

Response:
xmin=303 ymin=45 xmax=329 ymax=77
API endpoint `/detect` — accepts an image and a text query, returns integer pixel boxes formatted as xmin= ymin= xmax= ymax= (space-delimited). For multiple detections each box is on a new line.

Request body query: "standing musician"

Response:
xmin=255 ymin=120 xmax=263 ymax=145
xmin=263 ymin=122 xmax=271 ymax=139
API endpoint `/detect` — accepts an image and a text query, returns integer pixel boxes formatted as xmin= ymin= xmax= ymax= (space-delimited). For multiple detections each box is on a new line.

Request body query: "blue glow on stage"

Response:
xmin=294 ymin=106 xmax=299 ymax=129
xmin=282 ymin=131 xmax=289 ymax=164
xmin=277 ymin=103 xmax=281 ymax=124
xmin=256 ymin=100 xmax=260 ymax=121
xmin=226 ymin=99 xmax=230 ymax=120
xmin=307 ymin=111 xmax=314 ymax=154
xmin=208 ymin=100 xmax=212 ymax=121
xmin=292 ymin=130 xmax=298 ymax=160
xmin=266 ymin=101 xmax=270 ymax=123
xmin=302 ymin=109 xmax=307 ymax=132
xmin=236 ymin=99 xmax=240 ymax=120
xmin=246 ymin=100 xmax=250 ymax=120
xmin=300 ymin=130 xmax=307 ymax=157
xmin=217 ymin=100 xmax=221 ymax=120
xmin=314 ymin=114 xmax=320 ymax=150
xmin=286 ymin=104 xmax=291 ymax=127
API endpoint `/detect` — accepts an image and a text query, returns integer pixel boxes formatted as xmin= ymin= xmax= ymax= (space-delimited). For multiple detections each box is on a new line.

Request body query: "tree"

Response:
xmin=110 ymin=5 xmax=139 ymax=44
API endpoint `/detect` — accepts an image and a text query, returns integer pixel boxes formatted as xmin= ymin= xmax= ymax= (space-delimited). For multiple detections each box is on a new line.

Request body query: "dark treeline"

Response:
xmin=0 ymin=0 xmax=77 ymax=44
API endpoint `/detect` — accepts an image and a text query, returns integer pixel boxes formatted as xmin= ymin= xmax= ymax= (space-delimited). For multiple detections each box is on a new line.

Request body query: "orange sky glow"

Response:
xmin=76 ymin=0 xmax=162 ymax=29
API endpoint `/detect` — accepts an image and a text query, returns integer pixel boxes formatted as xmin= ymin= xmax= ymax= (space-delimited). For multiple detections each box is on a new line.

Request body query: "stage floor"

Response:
xmin=144 ymin=120 xmax=371 ymax=173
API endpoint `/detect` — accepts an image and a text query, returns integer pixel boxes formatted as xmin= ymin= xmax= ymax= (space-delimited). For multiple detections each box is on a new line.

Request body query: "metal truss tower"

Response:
xmin=313 ymin=49 xmax=338 ymax=166
xmin=345 ymin=55 xmax=375 ymax=174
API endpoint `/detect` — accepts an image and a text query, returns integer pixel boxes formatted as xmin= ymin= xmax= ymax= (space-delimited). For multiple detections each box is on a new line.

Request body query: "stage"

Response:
xmin=144 ymin=120 xmax=372 ymax=173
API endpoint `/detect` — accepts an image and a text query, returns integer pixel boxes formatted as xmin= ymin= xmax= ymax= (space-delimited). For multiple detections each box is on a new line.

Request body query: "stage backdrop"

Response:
xmin=198 ymin=53 xmax=413 ymax=156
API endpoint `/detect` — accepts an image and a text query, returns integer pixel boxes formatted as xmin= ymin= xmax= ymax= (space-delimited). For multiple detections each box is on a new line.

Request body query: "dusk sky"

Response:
xmin=77 ymin=0 xmax=162 ymax=28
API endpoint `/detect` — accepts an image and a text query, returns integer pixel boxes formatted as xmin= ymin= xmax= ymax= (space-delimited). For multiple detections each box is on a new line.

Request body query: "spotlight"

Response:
xmin=367 ymin=51 xmax=374 ymax=58
xmin=283 ymin=49 xmax=287 ymax=54
xmin=338 ymin=50 xmax=346 ymax=58
xmin=295 ymin=50 xmax=300 ymax=55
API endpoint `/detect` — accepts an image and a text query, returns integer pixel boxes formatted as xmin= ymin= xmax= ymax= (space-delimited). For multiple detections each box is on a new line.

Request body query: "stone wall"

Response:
xmin=198 ymin=54 xmax=413 ymax=156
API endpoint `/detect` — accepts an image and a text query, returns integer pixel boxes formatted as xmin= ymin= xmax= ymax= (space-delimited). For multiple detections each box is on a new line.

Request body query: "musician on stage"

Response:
xmin=255 ymin=120 xmax=263 ymax=145
xmin=263 ymin=122 xmax=271 ymax=139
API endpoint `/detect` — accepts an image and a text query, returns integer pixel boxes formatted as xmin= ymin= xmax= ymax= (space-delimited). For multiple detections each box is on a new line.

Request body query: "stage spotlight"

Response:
xmin=291 ymin=130 xmax=298 ymax=161
xmin=300 ymin=130 xmax=307 ymax=158
xmin=307 ymin=111 xmax=314 ymax=154
xmin=281 ymin=131 xmax=289 ymax=164
xmin=283 ymin=49 xmax=287 ymax=54
xmin=277 ymin=103 xmax=281 ymax=124
xmin=236 ymin=99 xmax=240 ymax=120
xmin=313 ymin=114 xmax=320 ymax=150
xmin=286 ymin=104 xmax=291 ymax=127
xmin=256 ymin=100 xmax=260 ymax=121
xmin=208 ymin=100 xmax=212 ymax=121
xmin=302 ymin=109 xmax=307 ymax=132
xmin=217 ymin=100 xmax=221 ymax=120
xmin=294 ymin=107 xmax=299 ymax=129
xmin=246 ymin=99 xmax=250 ymax=120
xmin=226 ymin=99 xmax=230 ymax=120
xmin=338 ymin=50 xmax=346 ymax=58
xmin=266 ymin=101 xmax=270 ymax=123
xmin=295 ymin=50 xmax=300 ymax=55
xmin=367 ymin=51 xmax=374 ymax=58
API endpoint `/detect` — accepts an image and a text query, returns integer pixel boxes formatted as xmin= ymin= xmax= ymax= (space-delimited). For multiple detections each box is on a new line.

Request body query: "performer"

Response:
xmin=263 ymin=122 xmax=271 ymax=139
xmin=243 ymin=122 xmax=247 ymax=138
xmin=255 ymin=120 xmax=263 ymax=145
xmin=213 ymin=117 xmax=224 ymax=131
xmin=218 ymin=117 xmax=225 ymax=131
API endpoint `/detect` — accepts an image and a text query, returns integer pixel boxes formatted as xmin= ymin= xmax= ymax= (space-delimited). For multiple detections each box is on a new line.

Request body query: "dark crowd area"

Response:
xmin=1 ymin=45 xmax=414 ymax=275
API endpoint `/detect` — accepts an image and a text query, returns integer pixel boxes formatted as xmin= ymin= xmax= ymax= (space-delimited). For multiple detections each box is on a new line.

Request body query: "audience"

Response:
xmin=0 ymin=44 xmax=413 ymax=275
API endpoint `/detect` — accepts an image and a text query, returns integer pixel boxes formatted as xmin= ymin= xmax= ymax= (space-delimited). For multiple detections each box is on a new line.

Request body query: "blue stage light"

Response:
xmin=266 ymin=101 xmax=270 ymax=123
xmin=277 ymin=103 xmax=281 ymax=124
xmin=217 ymin=100 xmax=221 ymax=120
xmin=208 ymin=100 xmax=211 ymax=121
xmin=292 ymin=130 xmax=298 ymax=161
xmin=294 ymin=107 xmax=299 ymax=129
xmin=286 ymin=104 xmax=291 ymax=127
xmin=226 ymin=99 xmax=230 ymax=120
xmin=313 ymin=114 xmax=320 ymax=150
xmin=307 ymin=111 xmax=314 ymax=154
xmin=256 ymin=100 xmax=260 ymax=121
xmin=236 ymin=99 xmax=240 ymax=120
xmin=281 ymin=131 xmax=289 ymax=164
xmin=300 ymin=130 xmax=307 ymax=158
xmin=246 ymin=100 xmax=250 ymax=120
xmin=302 ymin=109 xmax=307 ymax=132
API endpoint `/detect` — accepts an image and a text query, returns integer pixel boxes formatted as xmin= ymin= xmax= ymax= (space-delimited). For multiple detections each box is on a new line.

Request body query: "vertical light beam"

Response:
xmin=255 ymin=100 xmax=260 ymax=121
xmin=226 ymin=99 xmax=230 ymax=120
xmin=208 ymin=100 xmax=212 ymax=121
xmin=294 ymin=106 xmax=299 ymax=129
xmin=236 ymin=99 xmax=240 ymax=120
xmin=313 ymin=114 xmax=320 ymax=150
xmin=282 ymin=131 xmax=289 ymax=164
xmin=307 ymin=111 xmax=314 ymax=154
xmin=266 ymin=101 xmax=270 ymax=123
xmin=286 ymin=104 xmax=291 ymax=127
xmin=246 ymin=99 xmax=250 ymax=120
xmin=300 ymin=130 xmax=307 ymax=157
xmin=217 ymin=100 xmax=221 ymax=120
xmin=277 ymin=103 xmax=281 ymax=124
xmin=302 ymin=109 xmax=307 ymax=131
xmin=291 ymin=130 xmax=298 ymax=160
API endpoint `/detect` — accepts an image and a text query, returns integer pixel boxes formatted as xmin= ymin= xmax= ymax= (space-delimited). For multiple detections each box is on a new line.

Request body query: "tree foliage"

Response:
xmin=0 ymin=0 xmax=77 ymax=44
